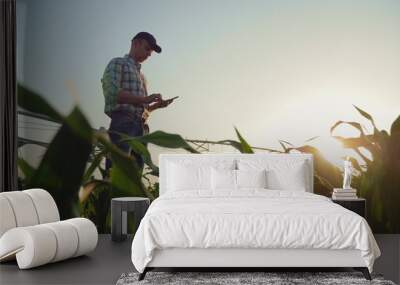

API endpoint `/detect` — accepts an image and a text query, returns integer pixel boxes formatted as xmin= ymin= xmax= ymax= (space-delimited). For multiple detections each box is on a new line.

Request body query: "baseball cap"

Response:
xmin=133 ymin=32 xmax=162 ymax=53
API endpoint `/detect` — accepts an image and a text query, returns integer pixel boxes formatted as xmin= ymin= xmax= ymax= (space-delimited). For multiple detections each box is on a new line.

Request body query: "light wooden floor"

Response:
xmin=0 ymin=235 xmax=398 ymax=284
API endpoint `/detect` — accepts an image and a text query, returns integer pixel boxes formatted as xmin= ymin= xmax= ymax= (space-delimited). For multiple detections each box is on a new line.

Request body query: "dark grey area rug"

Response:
xmin=116 ymin=271 xmax=396 ymax=285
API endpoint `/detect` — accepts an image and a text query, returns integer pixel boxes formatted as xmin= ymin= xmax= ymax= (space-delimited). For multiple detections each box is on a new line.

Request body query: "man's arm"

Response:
xmin=117 ymin=90 xmax=161 ymax=106
xmin=102 ymin=59 xmax=161 ymax=109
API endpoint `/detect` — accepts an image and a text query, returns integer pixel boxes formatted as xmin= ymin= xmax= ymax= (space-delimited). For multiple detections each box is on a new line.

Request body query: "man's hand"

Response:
xmin=159 ymin=98 xmax=173 ymax=108
xmin=148 ymin=98 xmax=174 ymax=111
xmin=146 ymin=93 xmax=162 ymax=104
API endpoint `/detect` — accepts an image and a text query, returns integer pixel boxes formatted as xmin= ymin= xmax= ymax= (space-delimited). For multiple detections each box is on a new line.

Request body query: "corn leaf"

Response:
xmin=353 ymin=105 xmax=378 ymax=133
xmin=217 ymin=139 xmax=243 ymax=152
xmin=390 ymin=115 xmax=400 ymax=135
xmin=278 ymin=140 xmax=289 ymax=153
xmin=82 ymin=149 xmax=107 ymax=184
xmin=119 ymin=134 xmax=159 ymax=175
xmin=333 ymin=133 xmax=380 ymax=161
xmin=314 ymin=173 xmax=335 ymax=196
xmin=17 ymin=158 xmax=35 ymax=184
xmin=26 ymin=107 xmax=93 ymax=219
xmin=330 ymin=120 xmax=365 ymax=136
xmin=289 ymin=145 xmax=342 ymax=194
xmin=305 ymin=136 xmax=319 ymax=143
xmin=80 ymin=181 xmax=112 ymax=233
xmin=17 ymin=84 xmax=64 ymax=123
xmin=234 ymin=127 xmax=254 ymax=153
xmin=279 ymin=140 xmax=294 ymax=146
xmin=97 ymin=136 xmax=149 ymax=198
xmin=79 ymin=179 xmax=109 ymax=203
xmin=136 ymin=131 xmax=198 ymax=153
xmin=332 ymin=135 xmax=374 ymax=148
xmin=345 ymin=156 xmax=363 ymax=172
xmin=18 ymin=83 xmax=92 ymax=142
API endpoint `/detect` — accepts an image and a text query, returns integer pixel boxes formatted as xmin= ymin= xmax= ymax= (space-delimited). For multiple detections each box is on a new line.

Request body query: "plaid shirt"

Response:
xmin=101 ymin=54 xmax=148 ymax=117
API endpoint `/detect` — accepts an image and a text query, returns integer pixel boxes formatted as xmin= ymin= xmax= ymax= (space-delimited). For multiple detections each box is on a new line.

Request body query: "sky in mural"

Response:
xmin=17 ymin=0 xmax=400 ymax=167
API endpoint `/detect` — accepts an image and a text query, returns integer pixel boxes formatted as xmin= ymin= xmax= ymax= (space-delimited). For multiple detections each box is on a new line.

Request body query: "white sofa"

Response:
xmin=0 ymin=188 xmax=98 ymax=269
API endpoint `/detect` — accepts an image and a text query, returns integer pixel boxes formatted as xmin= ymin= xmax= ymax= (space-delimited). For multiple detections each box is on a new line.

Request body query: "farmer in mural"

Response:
xmin=102 ymin=32 xmax=174 ymax=171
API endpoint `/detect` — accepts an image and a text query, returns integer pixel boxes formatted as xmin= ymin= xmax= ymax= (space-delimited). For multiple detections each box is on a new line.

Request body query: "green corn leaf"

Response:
xmin=330 ymin=120 xmax=365 ymax=136
xmin=345 ymin=156 xmax=363 ymax=172
xmin=279 ymin=140 xmax=294 ymax=146
xmin=26 ymin=107 xmax=93 ymax=219
xmin=119 ymin=133 xmax=159 ymax=174
xmin=305 ymin=136 xmax=319 ymax=143
xmin=291 ymin=144 xmax=343 ymax=193
xmin=332 ymin=135 xmax=373 ymax=148
xmin=17 ymin=84 xmax=64 ymax=123
xmin=17 ymin=158 xmax=35 ymax=184
xmin=314 ymin=173 xmax=335 ymax=196
xmin=18 ymin=83 xmax=92 ymax=142
xmin=388 ymin=116 xmax=400 ymax=170
xmin=136 ymin=131 xmax=199 ymax=153
xmin=79 ymin=179 xmax=109 ymax=203
xmin=109 ymin=155 xmax=146 ymax=198
xmin=82 ymin=150 xmax=107 ymax=184
xmin=98 ymin=166 xmax=107 ymax=179
xmin=79 ymin=180 xmax=112 ymax=233
xmin=234 ymin=127 xmax=254 ymax=153
xmin=390 ymin=115 xmax=400 ymax=135
xmin=215 ymin=139 xmax=243 ymax=152
xmin=97 ymin=136 xmax=148 ymax=198
xmin=278 ymin=140 xmax=288 ymax=153
xmin=353 ymin=105 xmax=378 ymax=132
xmin=331 ymin=119 xmax=380 ymax=159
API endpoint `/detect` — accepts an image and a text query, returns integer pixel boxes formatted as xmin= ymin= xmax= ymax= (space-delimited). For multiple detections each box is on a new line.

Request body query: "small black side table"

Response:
xmin=111 ymin=197 xmax=150 ymax=242
xmin=332 ymin=198 xmax=366 ymax=218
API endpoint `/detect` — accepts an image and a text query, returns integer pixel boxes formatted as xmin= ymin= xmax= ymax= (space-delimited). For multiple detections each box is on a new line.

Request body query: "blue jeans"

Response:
xmin=105 ymin=110 xmax=144 ymax=172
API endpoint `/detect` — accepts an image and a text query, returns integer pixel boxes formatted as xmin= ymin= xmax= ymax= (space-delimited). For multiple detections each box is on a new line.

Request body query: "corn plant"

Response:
xmin=17 ymin=84 xmax=199 ymax=232
xmin=188 ymin=130 xmax=343 ymax=197
xmin=331 ymin=106 xmax=400 ymax=233
xmin=18 ymin=85 xmax=399 ymax=233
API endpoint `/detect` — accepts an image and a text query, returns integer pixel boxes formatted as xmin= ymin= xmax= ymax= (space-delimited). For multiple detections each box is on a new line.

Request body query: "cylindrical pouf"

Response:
xmin=23 ymin=189 xmax=60 ymax=224
xmin=0 ymin=226 xmax=57 ymax=269
xmin=0 ymin=196 xmax=17 ymax=237
xmin=0 ymin=191 xmax=39 ymax=227
xmin=42 ymin=221 xmax=79 ymax=262
xmin=64 ymin=218 xmax=98 ymax=257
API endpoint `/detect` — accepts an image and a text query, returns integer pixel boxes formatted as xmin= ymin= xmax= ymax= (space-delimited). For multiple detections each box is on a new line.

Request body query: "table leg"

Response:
xmin=122 ymin=210 xmax=127 ymax=236
xmin=111 ymin=201 xmax=125 ymax=242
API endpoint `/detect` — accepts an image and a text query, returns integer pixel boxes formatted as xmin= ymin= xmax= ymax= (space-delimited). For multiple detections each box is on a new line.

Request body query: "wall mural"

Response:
xmin=16 ymin=0 xmax=400 ymax=233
